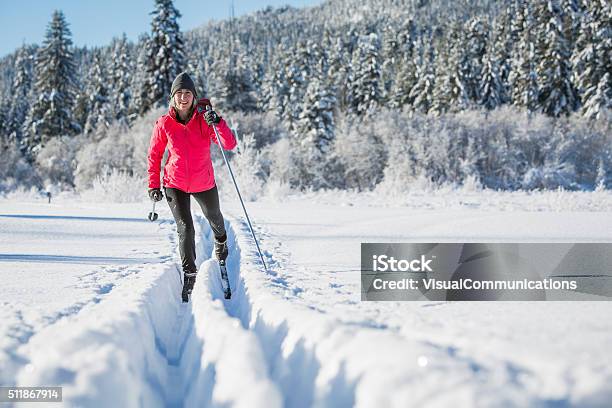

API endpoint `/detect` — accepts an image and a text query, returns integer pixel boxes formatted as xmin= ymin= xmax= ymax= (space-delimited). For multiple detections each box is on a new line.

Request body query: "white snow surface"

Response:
xmin=0 ymin=190 xmax=611 ymax=407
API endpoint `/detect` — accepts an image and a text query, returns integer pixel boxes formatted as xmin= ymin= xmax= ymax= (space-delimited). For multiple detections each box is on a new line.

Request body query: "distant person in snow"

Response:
xmin=147 ymin=72 xmax=237 ymax=301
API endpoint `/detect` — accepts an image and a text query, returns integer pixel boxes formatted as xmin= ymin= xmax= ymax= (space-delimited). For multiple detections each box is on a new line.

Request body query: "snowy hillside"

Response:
xmin=1 ymin=190 xmax=611 ymax=407
xmin=1 ymin=0 xmax=610 ymax=198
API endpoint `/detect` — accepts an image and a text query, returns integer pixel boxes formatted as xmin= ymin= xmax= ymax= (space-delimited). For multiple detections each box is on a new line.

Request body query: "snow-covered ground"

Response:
xmin=1 ymin=189 xmax=611 ymax=407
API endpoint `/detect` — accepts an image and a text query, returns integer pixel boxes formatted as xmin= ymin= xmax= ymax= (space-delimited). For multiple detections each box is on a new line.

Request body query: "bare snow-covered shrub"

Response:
xmin=264 ymin=178 xmax=294 ymax=200
xmin=220 ymin=132 xmax=265 ymax=201
xmin=74 ymin=122 xmax=134 ymax=191
xmin=473 ymin=107 xmax=526 ymax=189
xmin=128 ymin=107 xmax=165 ymax=179
xmin=261 ymin=137 xmax=294 ymax=188
xmin=462 ymin=174 xmax=483 ymax=192
xmin=2 ymin=186 xmax=47 ymax=201
xmin=333 ymin=113 xmax=387 ymax=191
xmin=374 ymin=110 xmax=416 ymax=195
xmin=0 ymin=143 xmax=39 ymax=191
xmin=74 ymin=108 xmax=163 ymax=193
xmin=561 ymin=113 xmax=611 ymax=189
xmin=35 ymin=136 xmax=79 ymax=188
xmin=225 ymin=110 xmax=286 ymax=149
xmin=79 ymin=168 xmax=145 ymax=203
xmin=374 ymin=107 xmax=610 ymax=191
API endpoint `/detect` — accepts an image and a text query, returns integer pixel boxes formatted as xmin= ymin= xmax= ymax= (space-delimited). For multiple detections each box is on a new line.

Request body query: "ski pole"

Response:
xmin=205 ymin=106 xmax=268 ymax=273
xmin=148 ymin=200 xmax=158 ymax=221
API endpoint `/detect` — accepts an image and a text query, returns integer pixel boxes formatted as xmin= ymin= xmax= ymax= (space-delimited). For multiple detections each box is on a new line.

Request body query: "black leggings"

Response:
xmin=164 ymin=186 xmax=226 ymax=274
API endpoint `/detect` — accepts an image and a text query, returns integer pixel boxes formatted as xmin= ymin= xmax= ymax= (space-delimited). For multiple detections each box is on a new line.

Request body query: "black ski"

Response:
xmin=181 ymin=287 xmax=190 ymax=303
xmin=182 ymin=273 xmax=196 ymax=303
xmin=219 ymin=260 xmax=231 ymax=299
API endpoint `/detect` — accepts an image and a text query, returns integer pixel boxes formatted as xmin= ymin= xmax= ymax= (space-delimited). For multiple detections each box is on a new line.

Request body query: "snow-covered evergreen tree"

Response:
xmin=6 ymin=45 xmax=33 ymax=149
xmin=509 ymin=0 xmax=527 ymax=47
xmin=381 ymin=22 xmax=400 ymax=106
xmin=559 ymin=0 xmax=582 ymax=47
xmin=509 ymin=2 xmax=539 ymax=113
xmin=534 ymin=0 xmax=579 ymax=117
xmin=260 ymin=45 xmax=289 ymax=117
xmin=460 ymin=17 xmax=488 ymax=104
xmin=293 ymin=77 xmax=337 ymax=188
xmin=583 ymin=72 xmax=611 ymax=120
xmin=141 ymin=0 xmax=184 ymax=112
xmin=328 ymin=35 xmax=351 ymax=112
xmin=72 ymin=88 xmax=91 ymax=132
xmin=71 ymin=50 xmax=94 ymax=131
xmin=491 ymin=5 xmax=516 ymax=104
xmin=204 ymin=57 xmax=224 ymax=103
xmin=347 ymin=33 xmax=383 ymax=115
xmin=479 ymin=42 xmax=504 ymax=110
xmin=23 ymin=10 xmax=79 ymax=157
xmin=218 ymin=52 xmax=258 ymax=113
xmin=84 ymin=52 xmax=113 ymax=136
xmin=192 ymin=59 xmax=208 ymax=99
xmin=296 ymin=78 xmax=336 ymax=153
xmin=391 ymin=55 xmax=417 ymax=110
xmin=390 ymin=20 xmax=417 ymax=109
xmin=109 ymin=34 xmax=132 ymax=124
xmin=572 ymin=0 xmax=611 ymax=119
xmin=409 ymin=41 xmax=435 ymax=114
xmin=282 ymin=40 xmax=317 ymax=129
xmin=431 ymin=23 xmax=468 ymax=114
xmin=258 ymin=61 xmax=275 ymax=114
xmin=0 ymin=102 xmax=8 ymax=145
xmin=130 ymin=34 xmax=151 ymax=118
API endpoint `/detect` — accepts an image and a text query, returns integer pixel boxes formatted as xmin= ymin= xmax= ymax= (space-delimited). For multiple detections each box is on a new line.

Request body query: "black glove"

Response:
xmin=148 ymin=188 xmax=163 ymax=202
xmin=204 ymin=109 xmax=221 ymax=125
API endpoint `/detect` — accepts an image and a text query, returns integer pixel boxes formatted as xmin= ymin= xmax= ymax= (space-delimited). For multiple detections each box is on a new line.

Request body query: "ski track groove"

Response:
xmin=130 ymin=213 xmax=283 ymax=407
xmin=216 ymin=214 xmax=360 ymax=408
xmin=122 ymin=211 xmax=311 ymax=407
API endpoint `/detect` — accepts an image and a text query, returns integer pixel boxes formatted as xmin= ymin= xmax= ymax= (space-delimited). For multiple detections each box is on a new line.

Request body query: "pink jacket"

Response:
xmin=148 ymin=99 xmax=237 ymax=193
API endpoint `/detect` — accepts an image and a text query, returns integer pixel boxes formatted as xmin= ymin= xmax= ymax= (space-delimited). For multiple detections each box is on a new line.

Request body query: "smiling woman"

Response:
xmin=148 ymin=71 xmax=237 ymax=302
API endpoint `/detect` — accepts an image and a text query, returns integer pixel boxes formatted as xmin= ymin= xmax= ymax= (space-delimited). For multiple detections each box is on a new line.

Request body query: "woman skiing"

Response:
xmin=147 ymin=71 xmax=236 ymax=301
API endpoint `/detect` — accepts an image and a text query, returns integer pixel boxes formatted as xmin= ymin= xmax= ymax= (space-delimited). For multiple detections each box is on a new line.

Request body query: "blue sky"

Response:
xmin=0 ymin=0 xmax=323 ymax=58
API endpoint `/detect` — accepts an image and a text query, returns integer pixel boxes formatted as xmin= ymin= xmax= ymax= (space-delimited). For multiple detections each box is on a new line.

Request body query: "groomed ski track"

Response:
xmin=10 ymin=210 xmax=481 ymax=407
xmin=9 ymin=205 xmax=611 ymax=407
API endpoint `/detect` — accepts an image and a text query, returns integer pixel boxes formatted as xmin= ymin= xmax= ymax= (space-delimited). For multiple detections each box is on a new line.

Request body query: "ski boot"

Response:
xmin=182 ymin=272 xmax=197 ymax=303
xmin=214 ymin=235 xmax=229 ymax=261
xmin=214 ymin=235 xmax=231 ymax=299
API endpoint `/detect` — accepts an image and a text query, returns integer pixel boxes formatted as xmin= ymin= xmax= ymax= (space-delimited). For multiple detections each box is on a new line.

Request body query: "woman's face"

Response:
xmin=174 ymin=89 xmax=194 ymax=113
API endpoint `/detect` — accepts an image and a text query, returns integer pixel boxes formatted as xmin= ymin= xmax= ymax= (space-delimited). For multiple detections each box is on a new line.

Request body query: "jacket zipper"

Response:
xmin=186 ymin=124 xmax=191 ymax=192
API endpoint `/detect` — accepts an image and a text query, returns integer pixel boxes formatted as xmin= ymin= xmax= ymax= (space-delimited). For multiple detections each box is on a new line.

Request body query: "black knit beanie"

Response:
xmin=170 ymin=72 xmax=197 ymax=99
